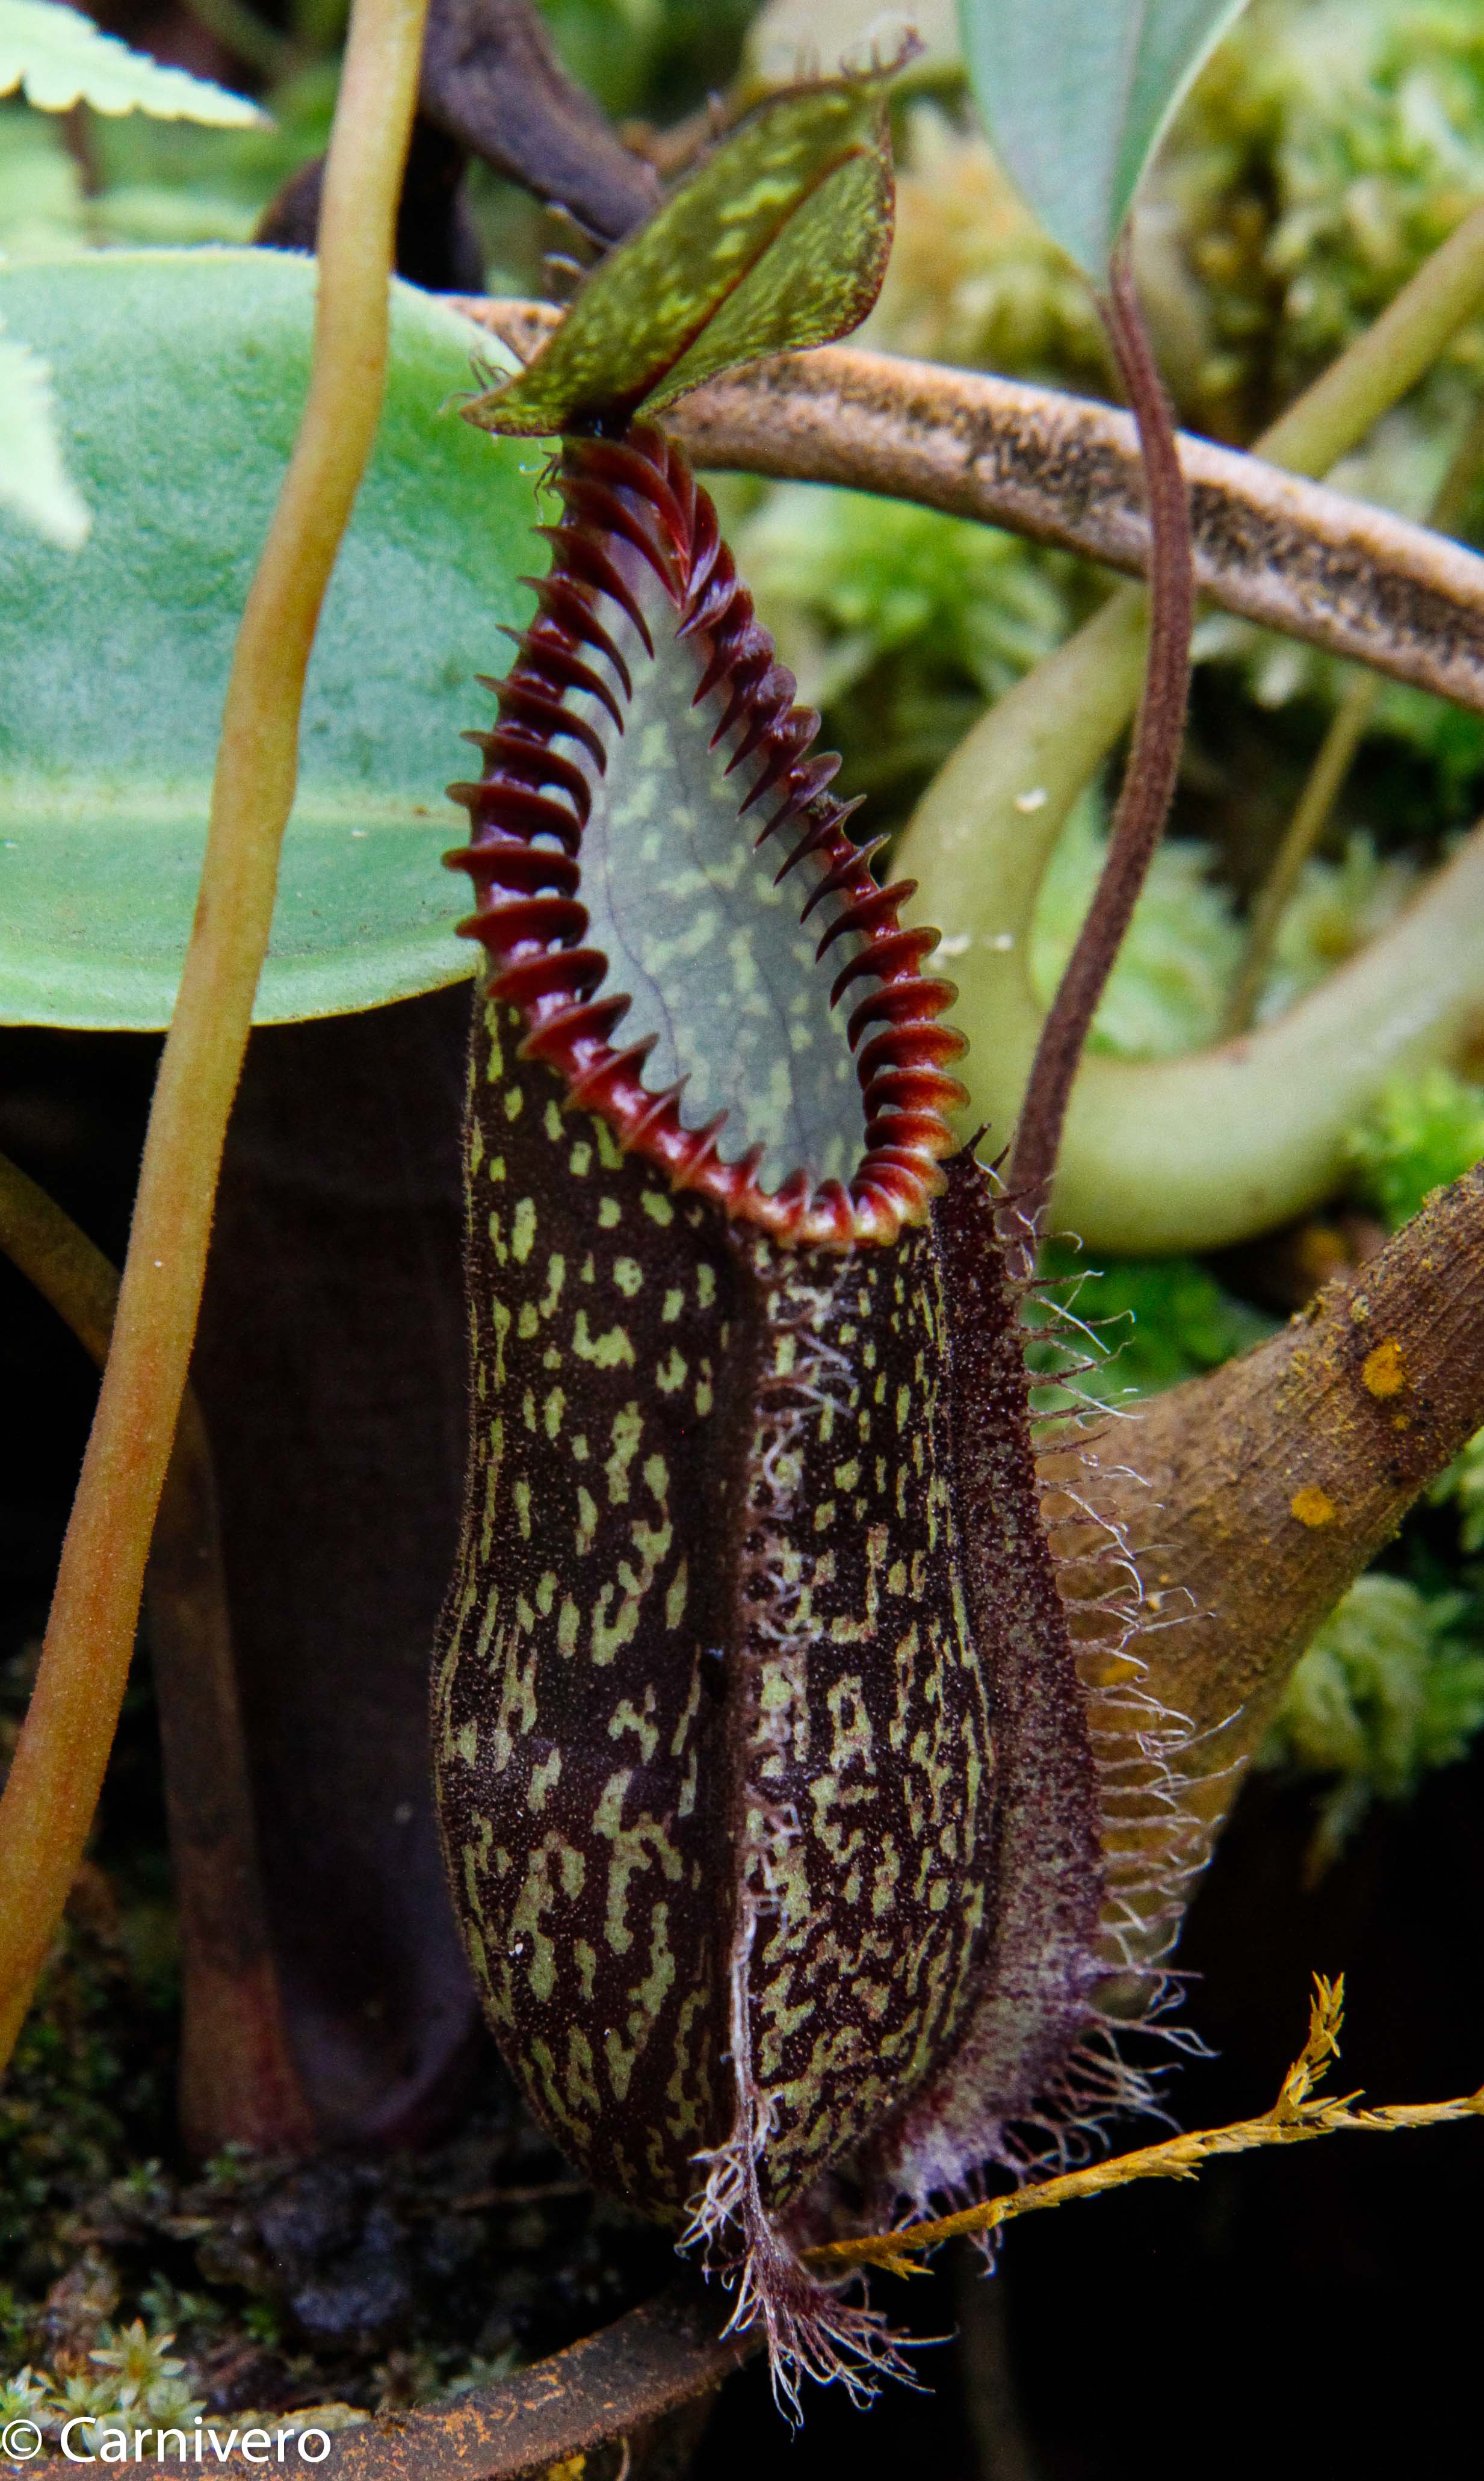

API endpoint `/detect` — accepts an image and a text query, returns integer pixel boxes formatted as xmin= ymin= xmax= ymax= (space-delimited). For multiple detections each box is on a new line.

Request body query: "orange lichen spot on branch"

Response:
xmin=1291 ymin=1485 xmax=1338 ymax=1528
xmin=1362 ymin=1339 xmax=1407 ymax=1399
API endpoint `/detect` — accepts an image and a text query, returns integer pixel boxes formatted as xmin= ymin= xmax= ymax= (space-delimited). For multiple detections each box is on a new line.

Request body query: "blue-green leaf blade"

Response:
xmin=0 ymin=248 xmax=535 ymax=1029
xmin=956 ymin=0 xmax=1251 ymax=278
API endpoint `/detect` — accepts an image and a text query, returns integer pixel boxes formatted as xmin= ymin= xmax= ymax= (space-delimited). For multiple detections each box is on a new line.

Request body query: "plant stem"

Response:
xmin=1005 ymin=242 xmax=1192 ymax=1239
xmin=807 ymin=1977 xmax=1484 ymax=2276
xmin=472 ymin=304 xmax=1484 ymax=717
xmin=895 ymin=182 xmax=1484 ymax=1251
xmin=1258 ymin=194 xmax=1484 ymax=480
xmin=1224 ymin=385 xmax=1484 ymax=1036
xmin=1053 ymin=1157 xmax=1484 ymax=1966
xmin=0 ymin=0 xmax=430 ymax=2077
xmin=0 ymin=1153 xmax=117 ymax=1366
xmin=1220 ymin=669 xmax=1382 ymax=1038
xmin=0 ymin=1151 xmax=314 ymax=2151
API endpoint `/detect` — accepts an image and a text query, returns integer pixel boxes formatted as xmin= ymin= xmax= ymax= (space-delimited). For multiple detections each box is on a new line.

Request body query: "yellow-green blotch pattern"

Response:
xmin=434 ymin=994 xmax=1006 ymax=2230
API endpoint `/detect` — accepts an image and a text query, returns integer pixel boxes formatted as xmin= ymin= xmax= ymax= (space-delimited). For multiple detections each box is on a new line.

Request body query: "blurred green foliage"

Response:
xmin=1432 ymin=1425 xmax=1484 ymax=1552
xmin=1163 ymin=0 xmax=1484 ymax=435
xmin=1343 ymin=1063 xmax=1484 ymax=1227
xmin=1261 ymin=1573 xmax=1484 ymax=1868
xmin=726 ymin=479 xmax=1080 ymax=804
xmin=1037 ymin=1239 xmax=1275 ymax=1400
xmin=1030 ymin=792 xmax=1246 ymax=1061
xmin=733 ymin=480 xmax=1072 ymax=710
xmin=540 ymin=0 xmax=760 ymax=118
xmin=1019 ymin=794 xmax=1419 ymax=1061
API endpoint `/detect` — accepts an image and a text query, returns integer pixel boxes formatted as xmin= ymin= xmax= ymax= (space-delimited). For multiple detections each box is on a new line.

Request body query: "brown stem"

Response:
xmin=462 ymin=300 xmax=1484 ymax=718
xmin=260 ymin=0 xmax=660 ymax=264
xmin=1053 ymin=1159 xmax=1484 ymax=1971
xmin=1006 ymin=246 xmax=1193 ymax=1228
xmin=419 ymin=0 xmax=658 ymax=241
xmin=106 ymin=2282 xmax=750 ymax=2481
xmin=0 ymin=1151 xmax=313 ymax=2155
xmin=0 ymin=0 xmax=428 ymax=2078
xmin=149 ymin=1402 xmax=318 ymax=2157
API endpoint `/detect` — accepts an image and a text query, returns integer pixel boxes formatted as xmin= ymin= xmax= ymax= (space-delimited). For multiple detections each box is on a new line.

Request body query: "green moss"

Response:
xmin=1024 ymin=794 xmax=1428 ymax=1065
xmin=1260 ymin=1573 xmax=1484 ymax=1865
xmin=1170 ymin=0 xmax=1484 ymax=432
xmin=1257 ymin=833 xmax=1423 ymax=1020
xmin=1030 ymin=794 xmax=1246 ymax=1061
xmin=0 ymin=1818 xmax=177 ymax=2302
xmin=732 ymin=479 xmax=1080 ymax=814
xmin=734 ymin=482 xmax=1070 ymax=707
xmin=1343 ymin=1065 xmax=1484 ymax=1227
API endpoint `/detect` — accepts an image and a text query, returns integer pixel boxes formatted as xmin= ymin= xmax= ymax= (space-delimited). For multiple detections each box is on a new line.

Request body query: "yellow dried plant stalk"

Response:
xmin=805 ymin=1978 xmax=1484 ymax=2278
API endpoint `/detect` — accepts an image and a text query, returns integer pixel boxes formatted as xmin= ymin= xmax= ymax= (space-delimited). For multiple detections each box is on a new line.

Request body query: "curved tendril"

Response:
xmin=1005 ymin=240 xmax=1193 ymax=1254
xmin=898 ymin=191 xmax=1484 ymax=1254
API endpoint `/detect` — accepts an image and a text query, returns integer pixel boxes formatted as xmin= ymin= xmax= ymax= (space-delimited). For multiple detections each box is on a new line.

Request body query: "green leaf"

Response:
xmin=956 ymin=0 xmax=1252 ymax=278
xmin=645 ymin=143 xmax=891 ymax=418
xmin=463 ymin=65 xmax=898 ymax=438
xmin=0 ymin=249 xmax=537 ymax=1029
xmin=0 ymin=317 xmax=88 ymax=547
xmin=0 ymin=0 xmax=264 ymax=121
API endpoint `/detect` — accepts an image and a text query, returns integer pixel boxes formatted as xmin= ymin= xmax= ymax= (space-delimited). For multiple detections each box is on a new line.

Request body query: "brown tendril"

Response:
xmin=1004 ymin=239 xmax=1195 ymax=1255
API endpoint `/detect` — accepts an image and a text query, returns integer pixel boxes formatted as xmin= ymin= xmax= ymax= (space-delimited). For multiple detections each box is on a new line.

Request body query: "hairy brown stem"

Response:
xmin=462 ymin=300 xmax=1484 ymax=716
xmin=1006 ymin=248 xmax=1193 ymax=1228
xmin=0 ymin=1152 xmax=312 ymax=2155
xmin=1055 ymin=1159 xmax=1484 ymax=1971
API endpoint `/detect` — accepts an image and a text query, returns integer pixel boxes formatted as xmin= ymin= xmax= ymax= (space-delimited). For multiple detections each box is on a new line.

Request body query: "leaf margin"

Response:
xmin=0 ymin=0 xmax=265 ymax=124
xmin=955 ymin=0 xmax=1252 ymax=279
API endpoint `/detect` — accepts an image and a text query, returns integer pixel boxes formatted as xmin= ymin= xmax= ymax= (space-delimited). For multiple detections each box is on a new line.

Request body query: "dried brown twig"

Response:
xmin=462 ymin=299 xmax=1484 ymax=716
xmin=804 ymin=1978 xmax=1484 ymax=2276
xmin=37 ymin=2285 xmax=751 ymax=2481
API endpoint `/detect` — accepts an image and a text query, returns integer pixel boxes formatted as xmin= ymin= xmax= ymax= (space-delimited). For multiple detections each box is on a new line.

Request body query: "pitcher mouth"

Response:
xmin=447 ymin=423 xmax=967 ymax=1247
